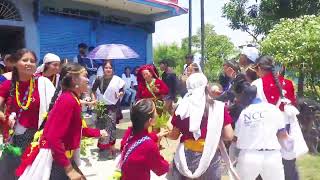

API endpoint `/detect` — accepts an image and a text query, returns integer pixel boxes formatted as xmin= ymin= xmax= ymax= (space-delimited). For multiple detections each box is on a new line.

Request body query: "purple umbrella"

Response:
xmin=88 ymin=44 xmax=139 ymax=60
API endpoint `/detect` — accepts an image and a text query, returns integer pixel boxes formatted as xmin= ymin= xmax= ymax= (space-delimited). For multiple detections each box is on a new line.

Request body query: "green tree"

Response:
xmin=222 ymin=0 xmax=320 ymax=40
xmin=153 ymin=43 xmax=187 ymax=74
xmin=193 ymin=24 xmax=237 ymax=81
xmin=260 ymin=15 xmax=320 ymax=98
xmin=153 ymin=24 xmax=237 ymax=82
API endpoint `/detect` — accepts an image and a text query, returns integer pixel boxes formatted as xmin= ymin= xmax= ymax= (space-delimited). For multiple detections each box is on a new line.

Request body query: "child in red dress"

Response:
xmin=119 ymin=99 xmax=169 ymax=180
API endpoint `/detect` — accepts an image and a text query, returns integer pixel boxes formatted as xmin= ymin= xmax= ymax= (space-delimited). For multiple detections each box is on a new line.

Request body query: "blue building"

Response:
xmin=0 ymin=0 xmax=186 ymax=75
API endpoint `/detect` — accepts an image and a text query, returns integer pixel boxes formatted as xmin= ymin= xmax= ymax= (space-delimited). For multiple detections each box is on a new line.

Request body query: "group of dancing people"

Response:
xmin=0 ymin=46 xmax=308 ymax=180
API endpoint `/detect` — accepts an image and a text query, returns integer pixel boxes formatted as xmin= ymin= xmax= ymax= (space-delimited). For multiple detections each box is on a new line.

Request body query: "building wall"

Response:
xmin=0 ymin=0 xmax=40 ymax=55
xmin=38 ymin=14 xmax=148 ymax=75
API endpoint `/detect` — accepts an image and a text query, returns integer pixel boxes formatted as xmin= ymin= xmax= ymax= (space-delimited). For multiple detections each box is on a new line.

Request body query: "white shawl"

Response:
xmin=252 ymin=78 xmax=308 ymax=159
xmin=14 ymin=76 xmax=55 ymax=134
xmin=174 ymin=100 xmax=225 ymax=178
xmin=175 ymin=73 xmax=208 ymax=140
xmin=37 ymin=76 xmax=56 ymax=128
xmin=96 ymin=75 xmax=125 ymax=105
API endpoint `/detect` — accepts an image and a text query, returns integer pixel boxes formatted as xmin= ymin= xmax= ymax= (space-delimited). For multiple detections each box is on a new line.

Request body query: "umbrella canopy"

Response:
xmin=88 ymin=44 xmax=139 ymax=60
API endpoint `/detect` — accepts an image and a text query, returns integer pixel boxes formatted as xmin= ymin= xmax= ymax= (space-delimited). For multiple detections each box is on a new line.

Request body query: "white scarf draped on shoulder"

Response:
xmin=173 ymin=73 xmax=225 ymax=178
xmin=96 ymin=75 xmax=125 ymax=105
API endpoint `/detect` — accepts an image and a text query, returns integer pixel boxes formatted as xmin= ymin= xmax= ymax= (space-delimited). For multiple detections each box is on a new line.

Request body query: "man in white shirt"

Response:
xmin=235 ymin=84 xmax=292 ymax=180
xmin=121 ymin=66 xmax=137 ymax=106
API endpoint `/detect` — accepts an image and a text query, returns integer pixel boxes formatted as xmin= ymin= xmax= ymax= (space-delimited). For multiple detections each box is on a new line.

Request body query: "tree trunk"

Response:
xmin=297 ymin=70 xmax=304 ymax=97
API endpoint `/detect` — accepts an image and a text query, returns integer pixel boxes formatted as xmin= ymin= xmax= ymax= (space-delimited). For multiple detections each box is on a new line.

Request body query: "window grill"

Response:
xmin=0 ymin=0 xmax=22 ymax=21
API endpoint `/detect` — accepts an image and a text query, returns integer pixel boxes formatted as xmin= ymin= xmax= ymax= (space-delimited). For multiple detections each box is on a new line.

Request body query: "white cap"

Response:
xmin=241 ymin=46 xmax=259 ymax=63
xmin=36 ymin=53 xmax=61 ymax=73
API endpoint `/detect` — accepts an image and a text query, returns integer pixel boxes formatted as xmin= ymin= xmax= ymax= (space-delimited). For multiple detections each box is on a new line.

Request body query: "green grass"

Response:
xmin=297 ymin=154 xmax=320 ymax=180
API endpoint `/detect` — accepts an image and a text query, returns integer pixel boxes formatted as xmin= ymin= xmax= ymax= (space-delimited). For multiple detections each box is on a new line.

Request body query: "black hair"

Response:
xmin=185 ymin=54 xmax=194 ymax=60
xmin=78 ymin=43 xmax=88 ymax=49
xmin=237 ymin=83 xmax=257 ymax=108
xmin=159 ymin=60 xmax=169 ymax=66
xmin=103 ymin=60 xmax=113 ymax=70
xmin=9 ymin=49 xmax=37 ymax=128
xmin=255 ymin=56 xmax=284 ymax=98
xmin=130 ymin=99 xmax=156 ymax=135
xmin=39 ymin=63 xmax=85 ymax=130
xmin=88 ymin=46 xmax=95 ymax=52
xmin=124 ymin=66 xmax=131 ymax=71
xmin=245 ymin=67 xmax=258 ymax=82
xmin=224 ymin=59 xmax=240 ymax=74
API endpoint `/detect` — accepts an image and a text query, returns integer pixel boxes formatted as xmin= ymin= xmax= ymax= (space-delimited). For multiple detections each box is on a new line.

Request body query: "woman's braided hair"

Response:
xmin=255 ymin=56 xmax=284 ymax=98
xmin=9 ymin=49 xmax=37 ymax=115
xmin=39 ymin=63 xmax=85 ymax=130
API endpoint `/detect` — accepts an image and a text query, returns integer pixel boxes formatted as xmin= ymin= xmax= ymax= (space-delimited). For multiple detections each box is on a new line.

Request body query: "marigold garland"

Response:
xmin=15 ymin=78 xmax=35 ymax=111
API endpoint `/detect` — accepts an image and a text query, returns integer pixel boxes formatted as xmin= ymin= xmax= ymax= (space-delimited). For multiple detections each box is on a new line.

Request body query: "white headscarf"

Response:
xmin=241 ymin=46 xmax=259 ymax=63
xmin=36 ymin=53 xmax=60 ymax=73
xmin=175 ymin=72 xmax=208 ymax=140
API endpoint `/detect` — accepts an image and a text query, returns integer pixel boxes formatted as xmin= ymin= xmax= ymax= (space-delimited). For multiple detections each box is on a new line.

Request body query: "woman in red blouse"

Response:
xmin=16 ymin=63 xmax=107 ymax=180
xmin=136 ymin=64 xmax=169 ymax=100
xmin=0 ymin=49 xmax=56 ymax=179
xmin=119 ymin=99 xmax=169 ymax=180
xmin=251 ymin=56 xmax=306 ymax=180
xmin=166 ymin=73 xmax=234 ymax=179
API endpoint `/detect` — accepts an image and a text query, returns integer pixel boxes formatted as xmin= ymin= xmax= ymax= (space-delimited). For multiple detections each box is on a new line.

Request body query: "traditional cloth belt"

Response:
xmin=184 ymin=139 xmax=205 ymax=153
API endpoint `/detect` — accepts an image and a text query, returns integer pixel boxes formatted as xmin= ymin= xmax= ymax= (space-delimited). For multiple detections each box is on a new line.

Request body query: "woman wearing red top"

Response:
xmin=0 ymin=49 xmax=55 ymax=180
xmin=16 ymin=63 xmax=106 ymax=180
xmin=119 ymin=99 xmax=169 ymax=180
xmin=136 ymin=64 xmax=169 ymax=100
xmin=166 ymin=73 xmax=234 ymax=180
xmin=35 ymin=53 xmax=61 ymax=88
xmin=252 ymin=56 xmax=308 ymax=180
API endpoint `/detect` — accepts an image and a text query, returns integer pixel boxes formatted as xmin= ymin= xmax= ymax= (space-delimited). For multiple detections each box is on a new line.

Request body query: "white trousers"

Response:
xmin=236 ymin=149 xmax=284 ymax=180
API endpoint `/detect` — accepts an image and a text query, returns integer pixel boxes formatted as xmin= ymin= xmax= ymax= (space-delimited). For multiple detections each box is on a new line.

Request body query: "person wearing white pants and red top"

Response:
xmin=234 ymin=83 xmax=292 ymax=180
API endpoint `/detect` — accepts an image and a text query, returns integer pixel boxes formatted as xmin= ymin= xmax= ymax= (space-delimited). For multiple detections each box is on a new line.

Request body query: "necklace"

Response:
xmin=15 ymin=78 xmax=35 ymax=111
xmin=71 ymin=92 xmax=81 ymax=106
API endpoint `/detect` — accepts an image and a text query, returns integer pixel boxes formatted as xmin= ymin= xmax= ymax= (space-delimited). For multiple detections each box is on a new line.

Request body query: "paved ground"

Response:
xmin=80 ymin=110 xmax=179 ymax=180
xmin=0 ymin=110 xmax=227 ymax=179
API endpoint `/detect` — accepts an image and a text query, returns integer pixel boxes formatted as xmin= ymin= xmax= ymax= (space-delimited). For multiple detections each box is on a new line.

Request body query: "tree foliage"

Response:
xmin=222 ymin=0 xmax=320 ymax=40
xmin=154 ymin=24 xmax=237 ymax=82
xmin=260 ymin=15 xmax=320 ymax=98
xmin=153 ymin=43 xmax=187 ymax=73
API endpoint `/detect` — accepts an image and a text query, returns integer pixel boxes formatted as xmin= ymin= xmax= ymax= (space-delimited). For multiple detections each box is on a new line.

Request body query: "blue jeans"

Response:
xmin=124 ymin=88 xmax=136 ymax=104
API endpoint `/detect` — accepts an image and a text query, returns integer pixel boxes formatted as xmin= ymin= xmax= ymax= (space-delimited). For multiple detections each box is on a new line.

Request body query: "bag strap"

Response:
xmin=120 ymin=135 xmax=151 ymax=168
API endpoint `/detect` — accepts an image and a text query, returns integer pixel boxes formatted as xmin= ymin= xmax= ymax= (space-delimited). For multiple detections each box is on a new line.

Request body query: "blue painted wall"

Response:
xmin=38 ymin=14 xmax=148 ymax=76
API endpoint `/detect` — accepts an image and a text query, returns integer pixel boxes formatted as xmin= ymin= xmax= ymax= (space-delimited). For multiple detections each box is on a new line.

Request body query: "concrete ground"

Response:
xmin=0 ymin=110 xmax=228 ymax=180
xmin=80 ymin=110 xmax=179 ymax=180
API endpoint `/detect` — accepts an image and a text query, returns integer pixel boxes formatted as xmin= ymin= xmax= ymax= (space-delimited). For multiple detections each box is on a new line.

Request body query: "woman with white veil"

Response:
xmin=166 ymin=72 xmax=234 ymax=179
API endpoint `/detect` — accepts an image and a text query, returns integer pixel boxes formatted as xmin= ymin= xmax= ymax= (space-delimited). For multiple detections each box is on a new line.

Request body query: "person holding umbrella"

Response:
xmin=91 ymin=60 xmax=125 ymax=155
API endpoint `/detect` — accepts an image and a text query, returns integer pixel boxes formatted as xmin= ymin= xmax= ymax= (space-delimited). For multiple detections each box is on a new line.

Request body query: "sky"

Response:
xmin=152 ymin=0 xmax=253 ymax=47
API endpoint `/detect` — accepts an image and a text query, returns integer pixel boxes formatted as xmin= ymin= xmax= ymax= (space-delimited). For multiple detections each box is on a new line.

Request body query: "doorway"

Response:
xmin=0 ymin=26 xmax=25 ymax=55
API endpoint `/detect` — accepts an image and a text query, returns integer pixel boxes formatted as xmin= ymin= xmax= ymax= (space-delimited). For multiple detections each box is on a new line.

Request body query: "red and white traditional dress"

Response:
xmin=16 ymin=91 xmax=100 ymax=180
xmin=136 ymin=64 xmax=169 ymax=100
xmin=119 ymin=127 xmax=169 ymax=180
xmin=251 ymin=73 xmax=308 ymax=160
xmin=0 ymin=76 xmax=55 ymax=179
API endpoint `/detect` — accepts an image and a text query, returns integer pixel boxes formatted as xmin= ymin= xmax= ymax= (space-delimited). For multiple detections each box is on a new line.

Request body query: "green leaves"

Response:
xmin=222 ymin=0 xmax=320 ymax=40
xmin=260 ymin=15 xmax=320 ymax=98
xmin=154 ymin=24 xmax=237 ymax=82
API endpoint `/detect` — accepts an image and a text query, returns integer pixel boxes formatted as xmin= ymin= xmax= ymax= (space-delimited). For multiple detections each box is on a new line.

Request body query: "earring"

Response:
xmin=75 ymin=85 xmax=79 ymax=88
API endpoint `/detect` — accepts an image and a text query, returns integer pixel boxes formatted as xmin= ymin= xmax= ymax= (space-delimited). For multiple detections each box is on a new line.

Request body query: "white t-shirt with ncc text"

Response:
xmin=235 ymin=101 xmax=286 ymax=150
